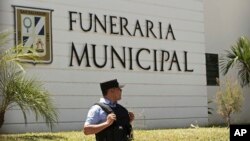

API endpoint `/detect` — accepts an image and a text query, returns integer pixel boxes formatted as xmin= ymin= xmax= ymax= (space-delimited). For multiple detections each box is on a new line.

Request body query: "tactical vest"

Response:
xmin=95 ymin=102 xmax=133 ymax=141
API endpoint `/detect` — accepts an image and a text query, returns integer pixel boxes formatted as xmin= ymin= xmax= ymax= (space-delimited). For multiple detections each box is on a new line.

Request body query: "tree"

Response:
xmin=0 ymin=31 xmax=58 ymax=129
xmin=220 ymin=36 xmax=250 ymax=87
xmin=216 ymin=78 xmax=243 ymax=127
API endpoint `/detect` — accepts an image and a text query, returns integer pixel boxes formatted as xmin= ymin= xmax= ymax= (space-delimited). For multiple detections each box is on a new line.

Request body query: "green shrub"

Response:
xmin=216 ymin=78 xmax=243 ymax=127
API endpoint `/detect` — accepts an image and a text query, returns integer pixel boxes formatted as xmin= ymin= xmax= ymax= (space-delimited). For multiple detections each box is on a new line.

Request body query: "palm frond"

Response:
xmin=219 ymin=57 xmax=234 ymax=75
xmin=1 ymin=44 xmax=39 ymax=70
xmin=16 ymin=101 xmax=28 ymax=125
xmin=1 ymin=30 xmax=58 ymax=129
xmin=220 ymin=36 xmax=250 ymax=87
xmin=1 ymin=62 xmax=58 ymax=129
xmin=238 ymin=65 xmax=250 ymax=87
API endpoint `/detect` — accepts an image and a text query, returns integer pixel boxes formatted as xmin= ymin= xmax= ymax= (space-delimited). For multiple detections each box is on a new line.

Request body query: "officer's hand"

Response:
xmin=106 ymin=113 xmax=116 ymax=125
xmin=128 ymin=112 xmax=135 ymax=123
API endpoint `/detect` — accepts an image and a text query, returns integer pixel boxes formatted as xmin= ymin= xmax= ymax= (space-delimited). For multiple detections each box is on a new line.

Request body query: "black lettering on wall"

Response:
xmin=153 ymin=49 xmax=158 ymax=71
xmin=160 ymin=50 xmax=170 ymax=71
xmin=120 ymin=17 xmax=131 ymax=36
xmin=79 ymin=12 xmax=92 ymax=32
xmin=111 ymin=46 xmax=126 ymax=68
xmin=69 ymin=42 xmax=90 ymax=67
xmin=69 ymin=11 xmax=77 ymax=31
xmin=136 ymin=48 xmax=151 ymax=70
xmin=133 ymin=20 xmax=144 ymax=37
xmin=146 ymin=20 xmax=157 ymax=38
xmin=128 ymin=47 xmax=133 ymax=70
xmin=110 ymin=16 xmax=119 ymax=35
xmin=92 ymin=44 xmax=108 ymax=68
xmin=165 ymin=24 xmax=176 ymax=40
xmin=68 ymin=42 xmax=195 ymax=74
xmin=94 ymin=14 xmax=107 ymax=33
xmin=169 ymin=51 xmax=181 ymax=71
xmin=159 ymin=22 xmax=163 ymax=39
xmin=184 ymin=51 xmax=193 ymax=72
xmin=69 ymin=11 xmax=177 ymax=41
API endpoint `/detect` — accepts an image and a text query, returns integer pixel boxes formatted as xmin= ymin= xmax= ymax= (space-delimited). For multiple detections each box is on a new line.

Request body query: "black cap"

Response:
xmin=100 ymin=79 xmax=124 ymax=95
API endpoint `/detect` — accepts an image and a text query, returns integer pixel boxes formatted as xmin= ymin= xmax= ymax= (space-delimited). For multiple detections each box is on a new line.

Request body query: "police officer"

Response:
xmin=83 ymin=79 xmax=135 ymax=141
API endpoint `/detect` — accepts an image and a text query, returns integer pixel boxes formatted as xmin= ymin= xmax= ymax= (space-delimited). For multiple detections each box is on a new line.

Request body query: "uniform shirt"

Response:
xmin=85 ymin=98 xmax=117 ymax=125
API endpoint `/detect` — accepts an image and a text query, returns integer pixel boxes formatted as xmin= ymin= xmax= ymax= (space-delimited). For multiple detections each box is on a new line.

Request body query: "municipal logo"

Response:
xmin=14 ymin=6 xmax=53 ymax=63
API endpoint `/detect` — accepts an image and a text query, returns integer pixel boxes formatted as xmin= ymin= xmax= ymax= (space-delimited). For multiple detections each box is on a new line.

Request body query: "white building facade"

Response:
xmin=0 ymin=0 xmax=249 ymax=133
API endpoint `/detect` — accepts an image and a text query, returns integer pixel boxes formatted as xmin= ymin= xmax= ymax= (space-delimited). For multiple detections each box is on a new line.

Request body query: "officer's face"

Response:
xmin=113 ymin=87 xmax=122 ymax=101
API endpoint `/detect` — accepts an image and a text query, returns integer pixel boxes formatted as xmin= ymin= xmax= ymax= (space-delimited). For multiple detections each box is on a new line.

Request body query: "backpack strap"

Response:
xmin=95 ymin=102 xmax=113 ymax=114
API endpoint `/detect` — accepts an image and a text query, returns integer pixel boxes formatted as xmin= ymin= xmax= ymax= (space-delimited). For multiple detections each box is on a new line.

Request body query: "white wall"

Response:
xmin=0 ymin=0 xmax=207 ymax=133
xmin=204 ymin=0 xmax=250 ymax=125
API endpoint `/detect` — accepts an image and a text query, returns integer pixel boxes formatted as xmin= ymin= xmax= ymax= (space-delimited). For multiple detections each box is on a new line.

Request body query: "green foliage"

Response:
xmin=0 ymin=32 xmax=38 ymax=71
xmin=0 ymin=31 xmax=58 ymax=129
xmin=220 ymin=36 xmax=250 ymax=87
xmin=0 ymin=128 xmax=229 ymax=141
xmin=216 ymin=78 xmax=243 ymax=127
xmin=0 ymin=62 xmax=58 ymax=129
